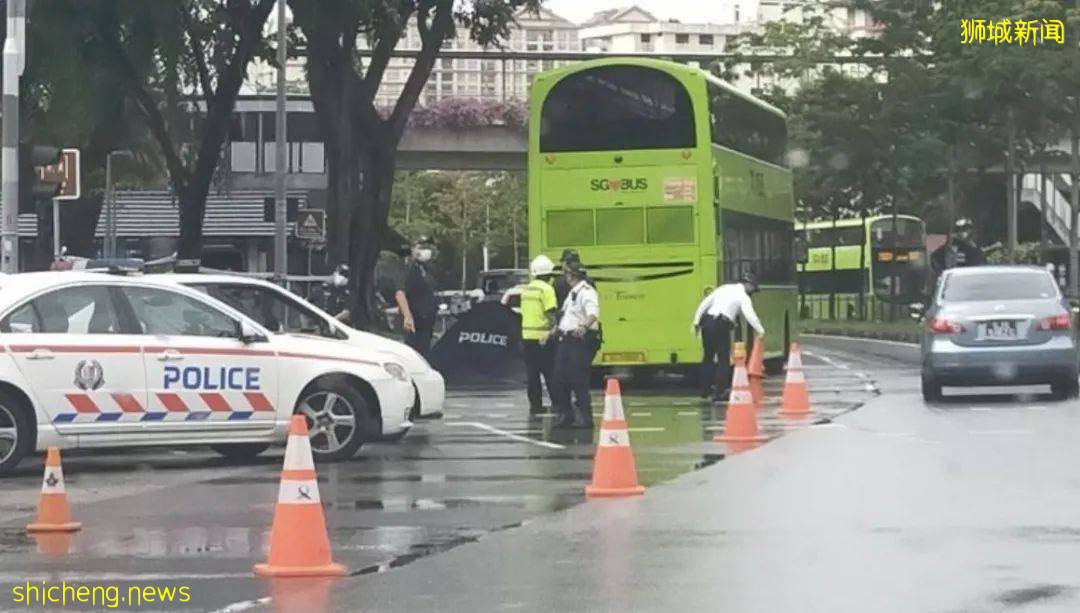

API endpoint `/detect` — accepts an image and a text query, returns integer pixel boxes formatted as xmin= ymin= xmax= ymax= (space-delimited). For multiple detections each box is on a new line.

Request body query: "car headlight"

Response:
xmin=383 ymin=362 xmax=409 ymax=382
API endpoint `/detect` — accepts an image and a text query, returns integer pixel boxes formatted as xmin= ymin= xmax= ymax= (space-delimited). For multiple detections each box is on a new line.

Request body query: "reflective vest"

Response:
xmin=518 ymin=278 xmax=557 ymax=341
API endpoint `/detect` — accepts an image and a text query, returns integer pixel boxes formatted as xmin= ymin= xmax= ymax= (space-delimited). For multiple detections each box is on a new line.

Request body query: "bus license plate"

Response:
xmin=603 ymin=352 xmax=646 ymax=363
xmin=979 ymin=321 xmax=1017 ymax=340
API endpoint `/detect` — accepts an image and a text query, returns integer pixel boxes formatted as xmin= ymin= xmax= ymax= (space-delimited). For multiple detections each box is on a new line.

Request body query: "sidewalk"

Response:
xmin=319 ymin=368 xmax=1080 ymax=612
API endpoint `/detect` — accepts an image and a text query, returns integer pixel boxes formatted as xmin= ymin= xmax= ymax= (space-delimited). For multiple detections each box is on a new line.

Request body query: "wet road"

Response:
xmin=0 ymin=346 xmax=873 ymax=612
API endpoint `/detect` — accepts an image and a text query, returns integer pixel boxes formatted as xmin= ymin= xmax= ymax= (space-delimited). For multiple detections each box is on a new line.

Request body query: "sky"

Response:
xmin=543 ymin=0 xmax=731 ymax=24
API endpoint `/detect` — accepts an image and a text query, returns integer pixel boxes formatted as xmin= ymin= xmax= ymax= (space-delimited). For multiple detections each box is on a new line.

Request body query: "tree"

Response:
xmin=76 ymin=0 xmax=276 ymax=260
xmin=288 ymin=0 xmax=540 ymax=326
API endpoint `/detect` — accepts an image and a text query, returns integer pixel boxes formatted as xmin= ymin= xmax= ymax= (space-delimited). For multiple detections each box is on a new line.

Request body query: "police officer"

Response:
xmin=552 ymin=262 xmax=601 ymax=429
xmin=311 ymin=263 xmax=353 ymax=323
xmin=692 ymin=272 xmax=765 ymax=401
xmin=395 ymin=237 xmax=438 ymax=357
xmin=931 ymin=218 xmax=985 ymax=275
xmin=553 ymin=249 xmax=579 ymax=309
xmin=504 ymin=255 xmax=559 ymax=417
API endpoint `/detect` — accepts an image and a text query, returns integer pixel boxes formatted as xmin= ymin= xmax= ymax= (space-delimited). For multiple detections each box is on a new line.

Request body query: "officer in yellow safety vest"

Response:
xmin=503 ymin=255 xmax=559 ymax=417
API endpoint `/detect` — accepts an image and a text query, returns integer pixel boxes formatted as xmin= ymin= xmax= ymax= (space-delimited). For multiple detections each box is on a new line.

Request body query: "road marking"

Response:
xmin=630 ymin=411 xmax=652 ymax=417
xmin=484 ymin=413 xmax=508 ymax=419
xmin=968 ymin=429 xmax=1034 ymax=435
xmin=677 ymin=410 xmax=700 ymax=416
xmin=447 ymin=422 xmax=566 ymax=449
xmin=628 ymin=427 xmax=665 ymax=432
xmin=207 ymin=597 xmax=273 ymax=613
xmin=969 ymin=408 xmax=993 ymax=412
xmin=1026 ymin=406 xmax=1049 ymax=411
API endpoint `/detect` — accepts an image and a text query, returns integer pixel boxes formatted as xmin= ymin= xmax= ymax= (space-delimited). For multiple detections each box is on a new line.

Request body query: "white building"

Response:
xmin=248 ymin=7 xmax=580 ymax=105
xmin=579 ymin=6 xmax=739 ymax=54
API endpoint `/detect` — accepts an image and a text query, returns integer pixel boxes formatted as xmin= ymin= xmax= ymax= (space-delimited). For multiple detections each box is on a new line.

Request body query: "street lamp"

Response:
xmin=104 ymin=150 xmax=133 ymax=259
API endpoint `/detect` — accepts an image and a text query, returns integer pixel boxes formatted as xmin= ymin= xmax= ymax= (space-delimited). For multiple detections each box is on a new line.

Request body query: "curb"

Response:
xmin=801 ymin=333 xmax=920 ymax=366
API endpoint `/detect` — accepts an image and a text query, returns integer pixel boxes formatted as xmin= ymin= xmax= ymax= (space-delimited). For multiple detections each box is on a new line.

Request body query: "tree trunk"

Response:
xmin=348 ymin=145 xmax=396 ymax=327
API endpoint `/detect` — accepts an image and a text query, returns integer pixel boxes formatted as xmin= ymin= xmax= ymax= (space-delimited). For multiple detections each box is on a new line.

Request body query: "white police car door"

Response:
xmin=0 ymin=284 xmax=149 ymax=436
xmin=116 ymin=286 xmax=279 ymax=433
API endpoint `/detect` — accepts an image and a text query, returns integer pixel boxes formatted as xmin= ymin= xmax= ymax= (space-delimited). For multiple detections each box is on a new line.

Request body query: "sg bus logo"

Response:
xmin=590 ymin=178 xmax=648 ymax=192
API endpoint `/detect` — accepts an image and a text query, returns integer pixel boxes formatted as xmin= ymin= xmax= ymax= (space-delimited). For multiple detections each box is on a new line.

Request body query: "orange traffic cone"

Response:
xmin=26 ymin=447 xmax=81 ymax=533
xmin=586 ymin=379 xmax=645 ymax=498
xmin=714 ymin=346 xmax=767 ymax=443
xmin=747 ymin=338 xmax=766 ymax=406
xmin=254 ymin=416 xmax=346 ymax=577
xmin=779 ymin=343 xmax=812 ymax=416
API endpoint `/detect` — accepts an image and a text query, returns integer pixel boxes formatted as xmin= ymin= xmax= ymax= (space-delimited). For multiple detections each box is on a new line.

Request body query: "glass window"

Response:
xmin=870 ymin=218 xmax=925 ymax=247
xmin=640 ymin=34 xmax=651 ymax=43
xmin=547 ymin=210 xmax=595 ymax=247
xmin=1 ymin=302 xmax=40 ymax=333
xmin=676 ymin=33 xmax=690 ymax=44
xmin=806 ymin=225 xmax=864 ymax=248
xmin=942 ymin=271 xmax=1059 ymax=302
xmin=648 ymin=207 xmax=694 ymax=243
xmin=700 ymin=34 xmax=715 ymax=45
xmin=708 ymin=82 xmax=787 ymax=166
xmin=121 ymin=287 xmax=239 ymax=338
xmin=4 ymin=286 xmax=123 ymax=334
xmin=597 ymin=208 xmax=644 ymax=245
xmin=540 ymin=65 xmax=696 ymax=153
xmin=192 ymin=284 xmax=330 ymax=337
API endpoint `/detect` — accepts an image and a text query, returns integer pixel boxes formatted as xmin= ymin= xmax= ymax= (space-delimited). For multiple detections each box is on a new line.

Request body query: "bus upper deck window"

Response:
xmin=540 ymin=65 xmax=696 ymax=153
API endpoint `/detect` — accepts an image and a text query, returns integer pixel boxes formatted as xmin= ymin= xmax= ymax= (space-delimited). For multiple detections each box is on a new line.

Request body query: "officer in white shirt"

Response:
xmin=552 ymin=262 xmax=600 ymax=429
xmin=692 ymin=272 xmax=765 ymax=401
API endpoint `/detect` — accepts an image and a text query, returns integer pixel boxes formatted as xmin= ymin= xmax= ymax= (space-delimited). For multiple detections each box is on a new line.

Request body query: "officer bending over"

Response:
xmin=692 ymin=273 xmax=764 ymax=402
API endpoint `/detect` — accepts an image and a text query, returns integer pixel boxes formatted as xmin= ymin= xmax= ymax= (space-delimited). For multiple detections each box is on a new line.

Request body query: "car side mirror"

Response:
xmin=909 ymin=302 xmax=925 ymax=321
xmin=239 ymin=319 xmax=267 ymax=344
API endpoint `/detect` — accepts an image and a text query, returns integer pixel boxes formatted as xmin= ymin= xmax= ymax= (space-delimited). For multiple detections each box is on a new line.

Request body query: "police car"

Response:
xmin=160 ymin=274 xmax=445 ymax=421
xmin=0 ymin=272 xmax=416 ymax=475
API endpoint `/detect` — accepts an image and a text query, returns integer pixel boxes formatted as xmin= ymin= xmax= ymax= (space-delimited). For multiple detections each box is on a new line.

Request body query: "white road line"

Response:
xmin=677 ymin=410 xmax=700 ymax=416
xmin=630 ymin=411 xmax=652 ymax=417
xmin=628 ymin=427 xmax=665 ymax=433
xmin=446 ymin=421 xmax=566 ymax=449
xmin=207 ymin=597 xmax=273 ymax=613
xmin=1026 ymin=406 xmax=1049 ymax=411
xmin=968 ymin=429 xmax=1034 ymax=435
xmin=969 ymin=408 xmax=993 ymax=412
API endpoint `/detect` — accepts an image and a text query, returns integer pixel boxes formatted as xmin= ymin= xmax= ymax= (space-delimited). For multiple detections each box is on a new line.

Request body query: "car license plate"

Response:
xmin=979 ymin=320 xmax=1017 ymax=340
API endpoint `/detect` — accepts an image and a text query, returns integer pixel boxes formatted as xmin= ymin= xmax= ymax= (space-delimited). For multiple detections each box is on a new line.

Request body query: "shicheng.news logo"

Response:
xmin=961 ymin=18 xmax=1064 ymax=45
xmin=589 ymin=178 xmax=648 ymax=192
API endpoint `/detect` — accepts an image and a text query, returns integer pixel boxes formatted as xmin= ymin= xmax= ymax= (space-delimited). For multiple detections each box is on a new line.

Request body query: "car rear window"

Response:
xmin=942 ymin=271 xmax=1059 ymax=301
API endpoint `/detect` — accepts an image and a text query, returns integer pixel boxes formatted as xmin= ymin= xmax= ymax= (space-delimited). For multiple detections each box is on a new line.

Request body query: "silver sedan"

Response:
xmin=917 ymin=266 xmax=1079 ymax=401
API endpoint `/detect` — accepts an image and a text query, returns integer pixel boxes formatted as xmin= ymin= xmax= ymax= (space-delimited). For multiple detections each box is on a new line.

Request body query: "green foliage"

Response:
xmin=728 ymin=0 xmax=1080 ymax=234
xmin=389 ymin=171 xmax=526 ymax=289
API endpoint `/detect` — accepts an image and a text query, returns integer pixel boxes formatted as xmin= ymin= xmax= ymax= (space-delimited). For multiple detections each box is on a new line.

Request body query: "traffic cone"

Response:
xmin=254 ymin=416 xmax=346 ymax=577
xmin=779 ymin=343 xmax=812 ymax=416
xmin=714 ymin=347 xmax=767 ymax=443
xmin=26 ymin=447 xmax=81 ymax=533
xmin=748 ymin=338 xmax=766 ymax=406
xmin=586 ymin=378 xmax=645 ymax=498
xmin=748 ymin=337 xmax=766 ymax=379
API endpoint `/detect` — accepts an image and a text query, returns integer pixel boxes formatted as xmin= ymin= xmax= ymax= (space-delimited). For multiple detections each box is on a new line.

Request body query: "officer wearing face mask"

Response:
xmin=395 ymin=236 xmax=438 ymax=357
xmin=311 ymin=263 xmax=353 ymax=324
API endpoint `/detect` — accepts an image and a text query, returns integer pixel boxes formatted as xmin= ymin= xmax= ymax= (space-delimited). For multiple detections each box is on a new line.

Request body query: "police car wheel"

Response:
xmin=209 ymin=443 xmax=270 ymax=461
xmin=0 ymin=390 xmax=33 ymax=477
xmin=408 ymin=382 xmax=421 ymax=421
xmin=295 ymin=381 xmax=369 ymax=462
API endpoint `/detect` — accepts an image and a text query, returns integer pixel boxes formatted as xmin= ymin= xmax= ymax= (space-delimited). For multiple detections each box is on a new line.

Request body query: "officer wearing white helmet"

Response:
xmin=503 ymin=255 xmax=560 ymax=416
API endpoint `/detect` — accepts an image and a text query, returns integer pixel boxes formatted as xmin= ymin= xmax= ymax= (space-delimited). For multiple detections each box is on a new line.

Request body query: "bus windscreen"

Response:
xmin=871 ymin=218 xmax=924 ymax=247
xmin=539 ymin=65 xmax=696 ymax=153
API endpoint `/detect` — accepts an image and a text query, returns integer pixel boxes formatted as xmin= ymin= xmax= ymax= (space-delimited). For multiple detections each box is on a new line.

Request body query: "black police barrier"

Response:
xmin=428 ymin=300 xmax=525 ymax=385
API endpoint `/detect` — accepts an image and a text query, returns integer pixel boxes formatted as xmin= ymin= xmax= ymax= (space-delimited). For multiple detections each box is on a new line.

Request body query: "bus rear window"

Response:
xmin=540 ymin=65 xmax=696 ymax=153
xmin=597 ymin=208 xmax=644 ymax=245
xmin=547 ymin=210 xmax=595 ymax=246
xmin=647 ymin=207 xmax=694 ymax=243
xmin=871 ymin=218 xmax=924 ymax=247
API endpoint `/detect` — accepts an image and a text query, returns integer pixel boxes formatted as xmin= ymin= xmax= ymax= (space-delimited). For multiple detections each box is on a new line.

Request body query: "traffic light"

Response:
xmin=18 ymin=144 xmax=62 ymax=213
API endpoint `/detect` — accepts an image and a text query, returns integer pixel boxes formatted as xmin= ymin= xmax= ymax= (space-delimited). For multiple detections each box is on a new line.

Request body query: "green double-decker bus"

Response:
xmin=527 ymin=58 xmax=797 ymax=375
xmin=796 ymin=215 xmax=929 ymax=320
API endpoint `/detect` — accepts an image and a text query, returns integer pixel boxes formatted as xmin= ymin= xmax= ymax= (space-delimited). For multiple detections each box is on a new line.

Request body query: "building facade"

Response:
xmin=579 ymin=6 xmax=739 ymax=54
